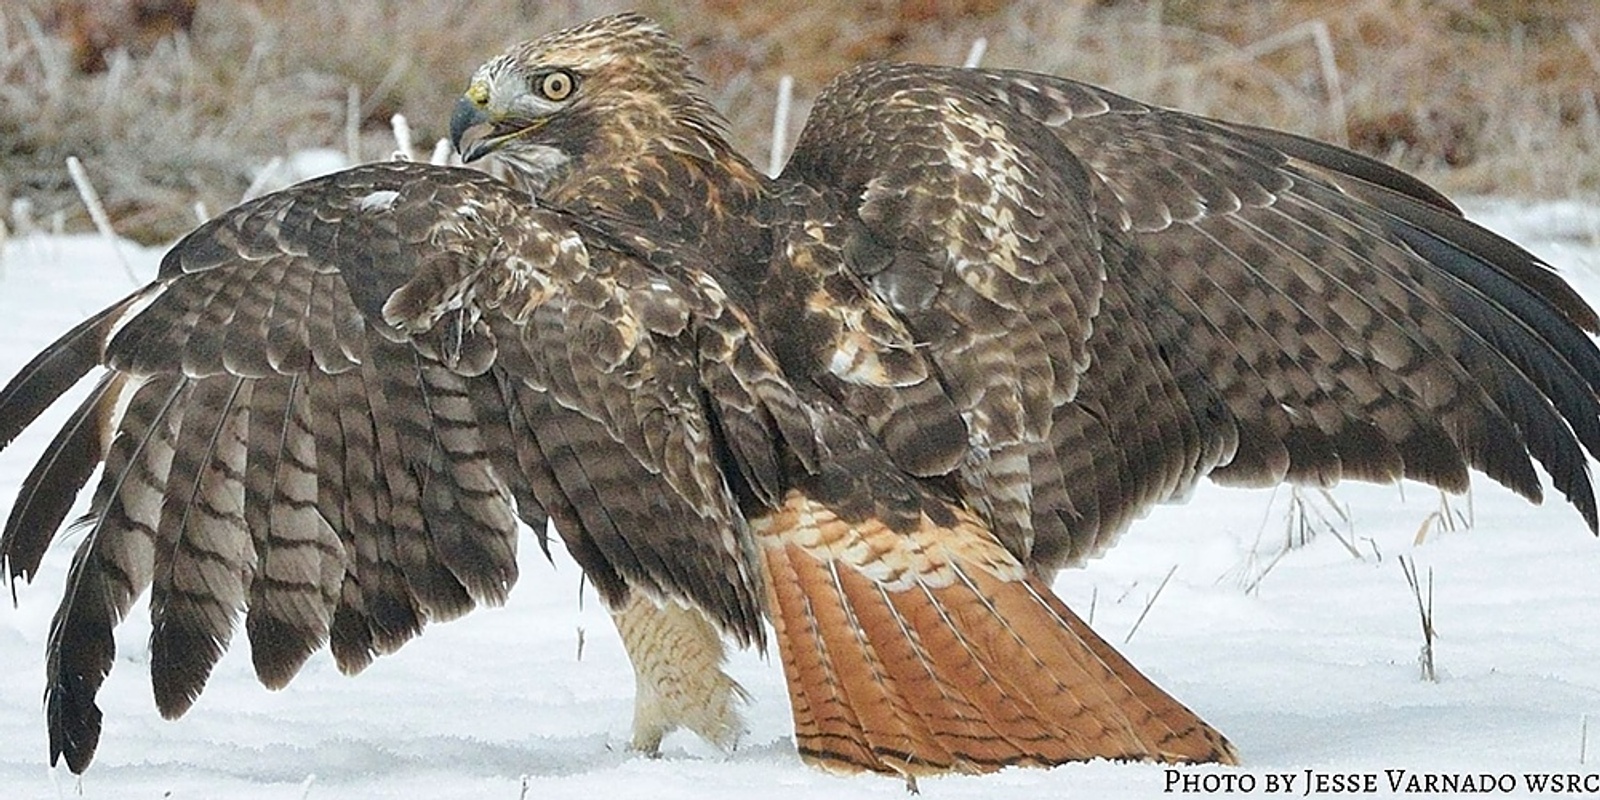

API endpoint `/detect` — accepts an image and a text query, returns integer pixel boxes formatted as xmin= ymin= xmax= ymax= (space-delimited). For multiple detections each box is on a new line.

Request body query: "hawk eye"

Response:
xmin=538 ymin=70 xmax=575 ymax=101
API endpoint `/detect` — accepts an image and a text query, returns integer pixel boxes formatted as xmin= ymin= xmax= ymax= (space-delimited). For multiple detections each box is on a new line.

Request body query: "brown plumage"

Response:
xmin=3 ymin=11 xmax=1598 ymax=778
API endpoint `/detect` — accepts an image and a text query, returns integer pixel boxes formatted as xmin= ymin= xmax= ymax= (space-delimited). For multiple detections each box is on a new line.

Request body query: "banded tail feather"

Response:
xmin=754 ymin=490 xmax=1235 ymax=776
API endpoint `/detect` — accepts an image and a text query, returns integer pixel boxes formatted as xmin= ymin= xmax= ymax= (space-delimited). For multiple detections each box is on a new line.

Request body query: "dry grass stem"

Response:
xmin=1413 ymin=488 xmax=1474 ymax=544
xmin=1398 ymin=555 xmax=1437 ymax=683
xmin=1124 ymin=564 xmax=1178 ymax=645
xmin=1236 ymin=20 xmax=1346 ymax=144
xmin=1238 ymin=546 xmax=1292 ymax=597
xmin=1570 ymin=23 xmax=1600 ymax=77
xmin=1278 ymin=485 xmax=1360 ymax=557
xmin=1362 ymin=536 xmax=1383 ymax=563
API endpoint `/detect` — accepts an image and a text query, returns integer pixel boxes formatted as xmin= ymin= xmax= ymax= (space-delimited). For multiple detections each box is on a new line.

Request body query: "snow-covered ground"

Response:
xmin=0 ymin=201 xmax=1597 ymax=799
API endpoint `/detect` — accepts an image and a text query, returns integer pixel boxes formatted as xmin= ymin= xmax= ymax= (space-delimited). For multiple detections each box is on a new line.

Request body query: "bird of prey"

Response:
xmin=3 ymin=12 xmax=1598 ymax=780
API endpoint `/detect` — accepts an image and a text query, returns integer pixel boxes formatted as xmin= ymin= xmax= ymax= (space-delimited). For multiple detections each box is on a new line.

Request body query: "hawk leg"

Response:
xmin=755 ymin=490 xmax=1237 ymax=776
xmin=609 ymin=591 xmax=750 ymax=754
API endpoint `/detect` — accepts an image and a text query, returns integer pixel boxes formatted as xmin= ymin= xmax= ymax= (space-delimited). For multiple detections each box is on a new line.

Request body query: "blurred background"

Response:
xmin=3 ymin=0 xmax=1597 ymax=244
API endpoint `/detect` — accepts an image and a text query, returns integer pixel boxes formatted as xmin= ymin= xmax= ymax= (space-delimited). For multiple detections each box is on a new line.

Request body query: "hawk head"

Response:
xmin=449 ymin=13 xmax=724 ymax=193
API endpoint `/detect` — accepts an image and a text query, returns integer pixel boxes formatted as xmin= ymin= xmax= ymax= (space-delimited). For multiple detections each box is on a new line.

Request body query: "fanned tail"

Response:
xmin=754 ymin=490 xmax=1235 ymax=776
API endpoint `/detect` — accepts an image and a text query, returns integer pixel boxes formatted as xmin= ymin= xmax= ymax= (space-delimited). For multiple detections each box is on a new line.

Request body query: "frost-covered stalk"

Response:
xmin=964 ymin=37 xmax=988 ymax=68
xmin=242 ymin=156 xmax=284 ymax=202
xmin=1414 ymin=489 xmax=1473 ymax=544
xmin=430 ymin=138 xmax=454 ymax=166
xmin=346 ymin=84 xmax=362 ymax=163
xmin=1241 ymin=20 xmax=1347 ymax=144
xmin=66 ymin=157 xmax=138 ymax=285
xmin=767 ymin=75 xmax=793 ymax=178
xmin=391 ymin=113 xmax=415 ymax=161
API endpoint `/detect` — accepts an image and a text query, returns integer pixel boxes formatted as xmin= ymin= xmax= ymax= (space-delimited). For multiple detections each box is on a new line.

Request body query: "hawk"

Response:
xmin=3 ymin=12 xmax=1598 ymax=779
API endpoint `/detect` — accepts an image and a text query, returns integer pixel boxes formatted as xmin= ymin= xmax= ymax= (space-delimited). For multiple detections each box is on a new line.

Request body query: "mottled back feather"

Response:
xmin=782 ymin=63 xmax=1600 ymax=573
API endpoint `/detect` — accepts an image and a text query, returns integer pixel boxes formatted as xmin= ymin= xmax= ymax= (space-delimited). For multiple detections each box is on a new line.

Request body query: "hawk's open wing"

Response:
xmin=782 ymin=63 xmax=1600 ymax=571
xmin=0 ymin=161 xmax=810 ymax=771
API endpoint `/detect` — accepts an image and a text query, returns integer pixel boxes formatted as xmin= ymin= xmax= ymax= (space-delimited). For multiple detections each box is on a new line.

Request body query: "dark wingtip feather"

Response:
xmin=47 ymin=687 xmax=102 ymax=774
xmin=2 ymin=374 xmax=121 ymax=584
xmin=1381 ymin=218 xmax=1600 ymax=533
xmin=1249 ymin=128 xmax=1600 ymax=503
xmin=150 ymin=620 xmax=224 ymax=719
xmin=0 ymin=297 xmax=133 ymax=453
xmin=45 ymin=574 xmax=116 ymax=775
xmin=1375 ymin=191 xmax=1600 ymax=336
xmin=247 ymin=614 xmax=323 ymax=690
xmin=1 ymin=296 xmax=133 ymax=587
xmin=329 ymin=593 xmax=377 ymax=676
xmin=1266 ymin=127 xmax=1600 ymax=337
xmin=1229 ymin=122 xmax=1461 ymax=216
xmin=1271 ymin=148 xmax=1600 ymax=534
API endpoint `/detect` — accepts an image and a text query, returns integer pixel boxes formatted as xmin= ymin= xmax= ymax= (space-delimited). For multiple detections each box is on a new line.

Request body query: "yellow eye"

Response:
xmin=539 ymin=71 xmax=575 ymax=101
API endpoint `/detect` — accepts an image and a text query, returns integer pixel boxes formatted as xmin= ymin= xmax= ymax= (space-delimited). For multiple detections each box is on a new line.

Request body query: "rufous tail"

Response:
xmin=753 ymin=490 xmax=1237 ymax=776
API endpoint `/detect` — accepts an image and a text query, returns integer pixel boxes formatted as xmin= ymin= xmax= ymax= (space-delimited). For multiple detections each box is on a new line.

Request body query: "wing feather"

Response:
xmin=2 ymin=373 xmax=125 ymax=583
xmin=328 ymin=347 xmax=430 ymax=647
xmin=1 ymin=159 xmax=823 ymax=771
xmin=0 ymin=296 xmax=135 ymax=451
xmin=148 ymin=376 xmax=253 ymax=718
xmin=243 ymin=374 xmax=344 ymax=687
xmin=45 ymin=373 xmax=185 ymax=772
xmin=413 ymin=356 xmax=518 ymax=606
xmin=786 ymin=62 xmax=1600 ymax=575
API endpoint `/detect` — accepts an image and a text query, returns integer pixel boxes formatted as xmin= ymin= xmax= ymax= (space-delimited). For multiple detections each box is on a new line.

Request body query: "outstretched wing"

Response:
xmin=0 ymin=160 xmax=808 ymax=772
xmin=781 ymin=62 xmax=1600 ymax=572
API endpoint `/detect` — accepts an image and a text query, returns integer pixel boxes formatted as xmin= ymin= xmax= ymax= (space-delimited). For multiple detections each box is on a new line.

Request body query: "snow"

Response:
xmin=1 ymin=202 xmax=1598 ymax=799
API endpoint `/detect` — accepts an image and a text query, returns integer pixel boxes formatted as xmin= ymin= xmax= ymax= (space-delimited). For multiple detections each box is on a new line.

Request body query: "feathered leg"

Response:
xmin=610 ymin=590 xmax=749 ymax=753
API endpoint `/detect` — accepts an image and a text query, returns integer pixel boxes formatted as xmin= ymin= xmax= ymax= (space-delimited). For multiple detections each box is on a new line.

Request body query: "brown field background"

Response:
xmin=2 ymin=0 xmax=1597 ymax=244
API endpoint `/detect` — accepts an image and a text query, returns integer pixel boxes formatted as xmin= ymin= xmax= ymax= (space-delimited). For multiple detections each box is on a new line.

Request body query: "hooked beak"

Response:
xmin=450 ymin=98 xmax=548 ymax=163
xmin=450 ymin=96 xmax=498 ymax=163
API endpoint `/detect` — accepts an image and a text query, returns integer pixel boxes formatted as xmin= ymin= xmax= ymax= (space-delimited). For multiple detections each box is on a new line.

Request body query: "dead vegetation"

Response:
xmin=1398 ymin=555 xmax=1438 ymax=682
xmin=2 ymin=0 xmax=1597 ymax=244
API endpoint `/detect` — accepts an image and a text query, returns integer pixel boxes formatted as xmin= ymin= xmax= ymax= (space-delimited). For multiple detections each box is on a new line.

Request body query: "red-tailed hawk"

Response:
xmin=3 ymin=12 xmax=1597 ymax=779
